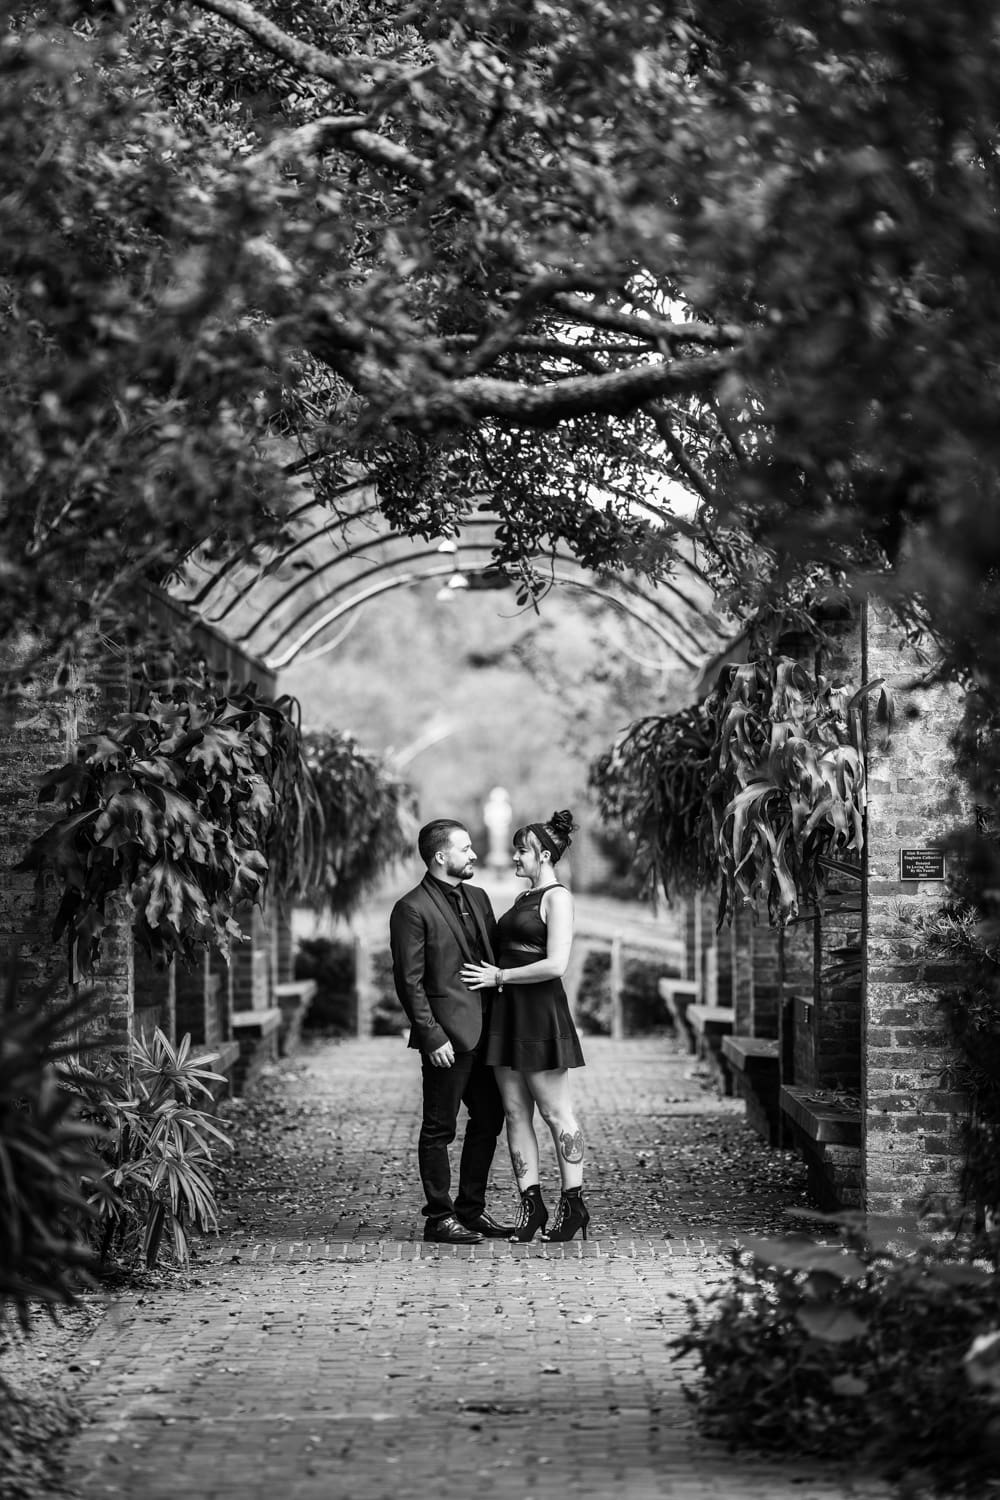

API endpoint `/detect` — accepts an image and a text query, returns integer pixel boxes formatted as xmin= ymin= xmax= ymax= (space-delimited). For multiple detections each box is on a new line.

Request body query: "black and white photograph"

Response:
xmin=2 ymin=3 xmax=999 ymax=1497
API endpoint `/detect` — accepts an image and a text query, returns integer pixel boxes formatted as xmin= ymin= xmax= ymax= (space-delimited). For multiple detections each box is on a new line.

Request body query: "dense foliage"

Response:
xmin=294 ymin=935 xmax=357 ymax=1035
xmin=677 ymin=1218 xmax=1000 ymax=1494
xmin=905 ymin=897 xmax=1000 ymax=1227
xmin=4 ymin=0 xmax=1000 ymax=717
xmin=591 ymin=654 xmax=885 ymax=924
xmin=18 ymin=680 xmax=322 ymax=970
xmin=303 ymin=730 xmax=416 ymax=917
xmin=572 ymin=951 xmax=675 ymax=1038
xmin=590 ymin=704 xmax=717 ymax=904
xmin=0 ymin=969 xmax=101 ymax=1331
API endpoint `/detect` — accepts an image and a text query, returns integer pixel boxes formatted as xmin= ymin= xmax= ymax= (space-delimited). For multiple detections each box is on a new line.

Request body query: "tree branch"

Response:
xmin=550 ymin=293 xmax=742 ymax=351
xmin=187 ymin=0 xmax=381 ymax=93
xmin=388 ymin=355 xmax=730 ymax=429
xmin=645 ymin=403 xmax=723 ymax=508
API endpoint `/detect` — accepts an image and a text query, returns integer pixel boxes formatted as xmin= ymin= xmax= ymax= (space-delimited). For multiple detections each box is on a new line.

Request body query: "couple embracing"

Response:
xmin=389 ymin=811 xmax=588 ymax=1245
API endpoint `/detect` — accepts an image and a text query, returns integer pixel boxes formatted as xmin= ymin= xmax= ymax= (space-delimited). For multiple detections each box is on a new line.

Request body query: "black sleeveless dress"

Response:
xmin=484 ymin=884 xmax=585 ymax=1072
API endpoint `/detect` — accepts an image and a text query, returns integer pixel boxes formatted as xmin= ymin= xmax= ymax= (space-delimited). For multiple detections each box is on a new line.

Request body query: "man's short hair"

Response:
xmin=418 ymin=819 xmax=467 ymax=867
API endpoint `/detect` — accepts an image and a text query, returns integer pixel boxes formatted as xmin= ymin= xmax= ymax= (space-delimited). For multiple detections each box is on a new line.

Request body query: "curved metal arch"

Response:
xmin=269 ymin=561 xmax=702 ymax=672
xmin=261 ymin=538 xmax=713 ymax=663
xmin=198 ymin=505 xmax=718 ymax=646
xmin=225 ymin=518 xmax=441 ymax=643
xmin=186 ymin=478 xmax=375 ymax=611
xmin=228 ymin=512 xmax=705 ymax=650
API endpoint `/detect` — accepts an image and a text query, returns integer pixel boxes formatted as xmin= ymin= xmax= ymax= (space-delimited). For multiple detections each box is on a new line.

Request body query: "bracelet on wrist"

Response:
xmin=496 ymin=968 xmax=505 ymax=991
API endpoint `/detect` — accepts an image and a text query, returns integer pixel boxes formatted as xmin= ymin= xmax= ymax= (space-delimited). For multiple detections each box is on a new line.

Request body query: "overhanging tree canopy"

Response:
xmin=3 ymin=0 xmax=1000 ymax=699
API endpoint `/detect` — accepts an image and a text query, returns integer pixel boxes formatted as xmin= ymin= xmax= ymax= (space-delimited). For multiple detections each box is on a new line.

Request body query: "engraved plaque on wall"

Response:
xmin=899 ymin=848 xmax=946 ymax=882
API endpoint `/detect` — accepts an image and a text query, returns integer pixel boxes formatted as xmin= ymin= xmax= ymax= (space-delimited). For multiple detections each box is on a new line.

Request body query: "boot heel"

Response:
xmin=540 ymin=1192 xmax=589 ymax=1243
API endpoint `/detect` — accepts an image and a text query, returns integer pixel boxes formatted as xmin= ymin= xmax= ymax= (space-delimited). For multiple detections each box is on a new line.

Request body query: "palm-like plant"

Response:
xmin=65 ymin=1029 xmax=231 ymax=1269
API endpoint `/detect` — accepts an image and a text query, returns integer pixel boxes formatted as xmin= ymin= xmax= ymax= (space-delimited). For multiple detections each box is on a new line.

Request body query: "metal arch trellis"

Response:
xmin=185 ymin=476 xmax=375 ymax=612
xmin=186 ymin=508 xmax=720 ymax=653
xmin=266 ymin=560 xmax=705 ymax=672
xmin=259 ymin=538 xmax=717 ymax=666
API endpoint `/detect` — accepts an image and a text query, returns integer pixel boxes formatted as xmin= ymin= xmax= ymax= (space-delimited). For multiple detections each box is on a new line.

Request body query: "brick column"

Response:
xmin=751 ymin=922 xmax=782 ymax=1039
xmin=274 ymin=906 xmax=295 ymax=984
xmin=729 ymin=907 xmax=752 ymax=1029
xmin=231 ymin=903 xmax=272 ymax=1012
xmin=133 ymin=947 xmax=175 ymax=1045
xmin=0 ymin=631 xmax=133 ymax=1051
xmin=716 ymin=914 xmax=736 ymax=1009
xmin=863 ymin=598 xmax=969 ymax=1215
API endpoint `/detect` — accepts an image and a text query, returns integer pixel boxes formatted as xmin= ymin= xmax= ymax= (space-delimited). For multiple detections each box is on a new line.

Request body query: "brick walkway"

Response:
xmin=59 ymin=1037 xmax=888 ymax=1499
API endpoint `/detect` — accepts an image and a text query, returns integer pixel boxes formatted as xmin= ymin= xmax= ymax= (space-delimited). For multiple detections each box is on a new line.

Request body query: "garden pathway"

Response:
xmin=55 ymin=1036 xmax=888 ymax=1499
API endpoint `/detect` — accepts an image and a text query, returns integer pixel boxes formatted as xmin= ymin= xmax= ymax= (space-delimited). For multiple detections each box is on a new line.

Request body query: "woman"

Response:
xmin=461 ymin=809 xmax=588 ymax=1242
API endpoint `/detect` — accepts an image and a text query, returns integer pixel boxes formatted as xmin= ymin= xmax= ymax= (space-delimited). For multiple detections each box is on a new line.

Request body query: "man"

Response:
xmin=389 ymin=819 xmax=514 ymax=1244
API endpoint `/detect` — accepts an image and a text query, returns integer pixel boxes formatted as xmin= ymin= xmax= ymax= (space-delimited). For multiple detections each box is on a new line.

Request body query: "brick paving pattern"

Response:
xmin=60 ymin=1037 xmax=888 ymax=1498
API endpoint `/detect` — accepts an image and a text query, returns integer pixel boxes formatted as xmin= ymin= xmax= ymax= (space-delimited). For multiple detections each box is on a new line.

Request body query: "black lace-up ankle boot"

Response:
xmin=508 ymin=1183 xmax=548 ymax=1242
xmin=540 ymin=1188 xmax=589 ymax=1242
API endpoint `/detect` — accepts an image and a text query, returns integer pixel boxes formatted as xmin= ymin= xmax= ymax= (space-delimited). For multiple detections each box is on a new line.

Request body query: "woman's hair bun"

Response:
xmin=548 ymin=809 xmax=577 ymax=846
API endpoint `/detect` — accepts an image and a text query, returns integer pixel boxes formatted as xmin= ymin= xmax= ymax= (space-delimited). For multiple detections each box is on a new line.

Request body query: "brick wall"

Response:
xmin=231 ymin=903 xmax=274 ymax=1012
xmin=751 ymin=922 xmax=782 ymax=1038
xmin=729 ymin=907 xmax=752 ymax=1029
xmin=716 ymin=908 xmax=736 ymax=1009
xmin=133 ymin=947 xmax=175 ymax=1046
xmin=682 ymin=889 xmax=718 ymax=1000
xmin=863 ymin=597 xmax=969 ymax=1215
xmin=274 ymin=907 xmax=296 ymax=984
xmin=0 ymin=632 xmax=133 ymax=1049
xmin=813 ymin=868 xmax=863 ymax=1092
xmin=208 ymin=941 xmax=234 ymax=1041
xmin=2 ymin=607 xmax=280 ymax=1059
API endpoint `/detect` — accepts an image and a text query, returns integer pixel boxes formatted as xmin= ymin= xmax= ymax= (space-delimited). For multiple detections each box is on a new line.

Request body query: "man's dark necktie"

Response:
xmin=453 ymin=891 xmax=484 ymax=961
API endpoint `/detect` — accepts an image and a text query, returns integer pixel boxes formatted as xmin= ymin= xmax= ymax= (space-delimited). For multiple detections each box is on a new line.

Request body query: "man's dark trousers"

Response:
xmin=419 ymin=1046 xmax=505 ymax=1221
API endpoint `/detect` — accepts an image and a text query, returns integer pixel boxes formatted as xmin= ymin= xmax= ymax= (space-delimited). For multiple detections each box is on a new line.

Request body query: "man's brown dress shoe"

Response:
xmin=423 ymin=1214 xmax=483 ymax=1244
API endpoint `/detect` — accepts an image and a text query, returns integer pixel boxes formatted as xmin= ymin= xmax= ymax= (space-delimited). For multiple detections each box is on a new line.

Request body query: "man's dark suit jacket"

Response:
xmin=389 ymin=875 xmax=498 ymax=1054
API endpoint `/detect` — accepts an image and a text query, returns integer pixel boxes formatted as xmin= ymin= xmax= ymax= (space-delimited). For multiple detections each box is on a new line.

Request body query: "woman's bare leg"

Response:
xmin=493 ymin=1065 xmax=540 ymax=1190
xmin=525 ymin=1068 xmax=584 ymax=1191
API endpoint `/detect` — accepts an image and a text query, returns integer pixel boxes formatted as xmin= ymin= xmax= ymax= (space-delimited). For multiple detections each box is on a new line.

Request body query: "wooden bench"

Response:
xmin=230 ymin=1007 xmax=282 ymax=1094
xmin=779 ymin=1085 xmax=862 ymax=1210
xmin=202 ymin=1039 xmax=241 ymax=1104
xmin=722 ymin=1036 xmax=781 ymax=1143
xmin=275 ymin=979 xmax=317 ymax=1057
xmin=687 ymin=1004 xmax=735 ymax=1094
xmin=657 ymin=978 xmax=700 ymax=1051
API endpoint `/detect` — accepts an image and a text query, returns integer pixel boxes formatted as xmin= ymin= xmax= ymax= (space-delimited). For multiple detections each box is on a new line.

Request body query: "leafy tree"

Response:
xmin=4 ymin=0 xmax=1000 ymax=722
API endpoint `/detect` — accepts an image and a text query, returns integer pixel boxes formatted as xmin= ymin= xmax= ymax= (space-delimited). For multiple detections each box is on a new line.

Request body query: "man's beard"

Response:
xmin=444 ymin=857 xmax=473 ymax=880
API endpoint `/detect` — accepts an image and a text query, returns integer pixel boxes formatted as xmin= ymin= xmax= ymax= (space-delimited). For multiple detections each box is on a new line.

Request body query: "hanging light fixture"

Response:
xmin=433 ymin=535 xmax=466 ymax=600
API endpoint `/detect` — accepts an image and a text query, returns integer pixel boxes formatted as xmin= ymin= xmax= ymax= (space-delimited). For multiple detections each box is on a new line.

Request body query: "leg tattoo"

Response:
xmin=559 ymin=1128 xmax=585 ymax=1164
xmin=511 ymin=1148 xmax=529 ymax=1181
